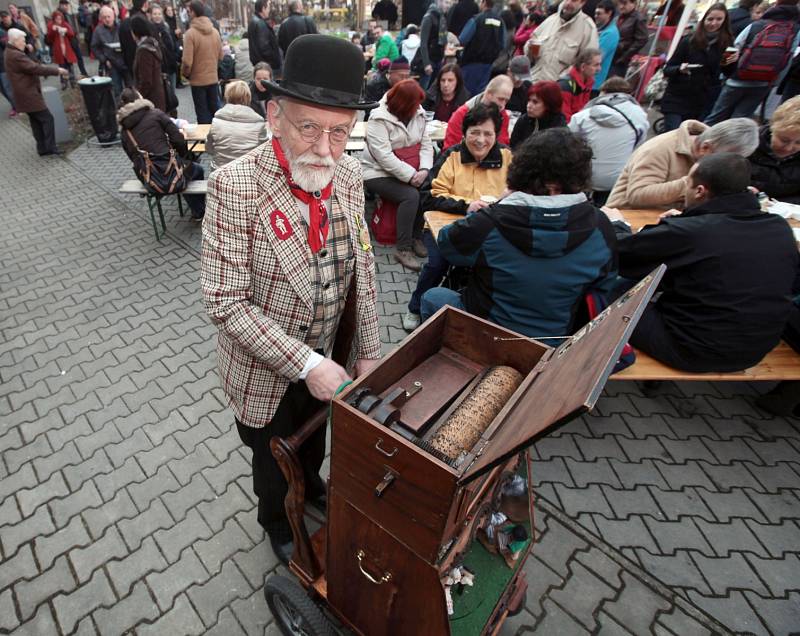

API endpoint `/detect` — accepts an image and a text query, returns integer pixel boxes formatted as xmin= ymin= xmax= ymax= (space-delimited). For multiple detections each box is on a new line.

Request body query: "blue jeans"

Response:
xmin=191 ymin=84 xmax=221 ymax=124
xmin=408 ymin=230 xmax=449 ymax=314
xmin=660 ymin=112 xmax=683 ymax=132
xmin=704 ymin=83 xmax=771 ymax=125
xmin=420 ymin=287 xmax=464 ymax=321
xmin=110 ymin=66 xmax=127 ymax=99
xmin=0 ymin=71 xmax=15 ymax=109
xmin=461 ymin=63 xmax=492 ymax=97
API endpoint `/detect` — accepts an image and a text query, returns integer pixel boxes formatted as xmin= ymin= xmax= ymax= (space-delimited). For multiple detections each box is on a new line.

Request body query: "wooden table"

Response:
xmin=424 ymin=210 xmax=461 ymax=241
xmin=182 ymin=124 xmax=211 ymax=156
xmin=425 ymin=207 xmax=800 ymax=243
xmin=182 ymin=124 xmax=210 ymax=142
xmin=350 ymin=120 xmax=446 ymax=143
xmin=623 ymin=208 xmax=800 ymax=244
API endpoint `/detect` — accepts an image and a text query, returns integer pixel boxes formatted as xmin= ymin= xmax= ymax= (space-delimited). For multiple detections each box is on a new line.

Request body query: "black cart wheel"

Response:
xmin=264 ymin=575 xmax=337 ymax=636
xmin=653 ymin=116 xmax=666 ymax=135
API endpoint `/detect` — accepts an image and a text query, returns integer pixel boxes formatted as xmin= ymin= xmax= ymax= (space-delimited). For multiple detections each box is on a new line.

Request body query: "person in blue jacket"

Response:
xmin=420 ymin=128 xmax=618 ymax=338
xmin=593 ymin=0 xmax=619 ymax=92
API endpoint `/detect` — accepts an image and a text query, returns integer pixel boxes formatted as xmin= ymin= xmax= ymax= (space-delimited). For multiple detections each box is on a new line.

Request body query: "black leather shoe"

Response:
xmin=269 ymin=535 xmax=294 ymax=567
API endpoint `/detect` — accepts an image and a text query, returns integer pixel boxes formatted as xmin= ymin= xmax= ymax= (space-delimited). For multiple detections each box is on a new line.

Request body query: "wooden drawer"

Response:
xmin=326 ymin=488 xmax=449 ymax=636
xmin=330 ymin=403 xmax=457 ymax=563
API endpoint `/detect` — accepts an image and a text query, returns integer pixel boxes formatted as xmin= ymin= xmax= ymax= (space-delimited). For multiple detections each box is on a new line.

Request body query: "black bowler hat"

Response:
xmin=265 ymin=34 xmax=378 ymax=110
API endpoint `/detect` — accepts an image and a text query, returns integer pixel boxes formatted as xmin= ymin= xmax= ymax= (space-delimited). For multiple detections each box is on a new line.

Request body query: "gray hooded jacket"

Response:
xmin=568 ymin=92 xmax=649 ymax=191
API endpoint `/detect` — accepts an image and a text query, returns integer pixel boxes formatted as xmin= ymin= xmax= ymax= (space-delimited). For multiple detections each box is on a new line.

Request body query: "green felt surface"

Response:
xmin=448 ymin=454 xmax=532 ymax=635
xmin=448 ymin=524 xmax=531 ymax=636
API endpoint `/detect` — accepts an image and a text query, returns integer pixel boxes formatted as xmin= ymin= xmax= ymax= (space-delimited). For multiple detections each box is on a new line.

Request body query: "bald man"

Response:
xmin=91 ymin=5 xmax=128 ymax=96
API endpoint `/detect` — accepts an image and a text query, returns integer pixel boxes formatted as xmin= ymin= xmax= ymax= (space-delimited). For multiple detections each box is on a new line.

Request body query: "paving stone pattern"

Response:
xmin=0 ymin=84 xmax=798 ymax=635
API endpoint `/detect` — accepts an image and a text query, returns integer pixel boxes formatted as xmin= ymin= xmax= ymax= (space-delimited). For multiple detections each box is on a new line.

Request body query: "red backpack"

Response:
xmin=736 ymin=20 xmax=799 ymax=83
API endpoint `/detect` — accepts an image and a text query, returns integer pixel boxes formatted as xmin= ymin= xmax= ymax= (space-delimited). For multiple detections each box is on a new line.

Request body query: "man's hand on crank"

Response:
xmin=306 ymin=358 xmax=351 ymax=401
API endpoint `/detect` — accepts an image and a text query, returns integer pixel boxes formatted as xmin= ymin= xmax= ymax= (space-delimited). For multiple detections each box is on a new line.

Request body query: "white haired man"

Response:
xmin=200 ymin=35 xmax=381 ymax=566
xmin=4 ymin=28 xmax=68 ymax=155
xmin=607 ymin=118 xmax=761 ymax=210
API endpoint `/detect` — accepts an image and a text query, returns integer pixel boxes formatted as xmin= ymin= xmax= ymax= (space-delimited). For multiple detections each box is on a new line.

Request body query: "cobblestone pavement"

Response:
xmin=0 ymin=83 xmax=798 ymax=635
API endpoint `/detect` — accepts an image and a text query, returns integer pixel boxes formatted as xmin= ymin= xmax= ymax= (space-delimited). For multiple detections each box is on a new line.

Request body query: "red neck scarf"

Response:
xmin=272 ymin=137 xmax=333 ymax=254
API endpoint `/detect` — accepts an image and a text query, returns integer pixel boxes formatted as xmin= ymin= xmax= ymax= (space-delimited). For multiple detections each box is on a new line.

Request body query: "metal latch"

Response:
xmin=374 ymin=470 xmax=396 ymax=497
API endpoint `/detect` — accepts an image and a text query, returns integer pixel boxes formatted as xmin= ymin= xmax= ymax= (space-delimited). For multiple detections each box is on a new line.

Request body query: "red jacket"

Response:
xmin=47 ymin=20 xmax=77 ymax=65
xmin=558 ymin=66 xmax=593 ymax=122
xmin=513 ymin=21 xmax=536 ymax=56
xmin=444 ymin=99 xmax=510 ymax=149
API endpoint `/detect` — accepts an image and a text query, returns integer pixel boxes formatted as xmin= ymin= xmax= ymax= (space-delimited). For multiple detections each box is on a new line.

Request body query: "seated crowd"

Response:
xmin=107 ymin=2 xmax=800 ymax=413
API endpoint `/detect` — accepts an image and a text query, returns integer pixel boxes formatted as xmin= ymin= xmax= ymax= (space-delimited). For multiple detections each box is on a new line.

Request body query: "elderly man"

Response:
xmin=91 ymin=5 xmax=128 ymax=97
xmin=4 ymin=28 xmax=68 ymax=155
xmin=527 ymin=0 xmax=598 ymax=82
xmin=603 ymin=153 xmax=799 ymax=373
xmin=201 ymin=35 xmax=381 ymax=565
xmin=444 ymin=73 xmax=513 ymax=147
xmin=607 ymin=118 xmax=760 ymax=210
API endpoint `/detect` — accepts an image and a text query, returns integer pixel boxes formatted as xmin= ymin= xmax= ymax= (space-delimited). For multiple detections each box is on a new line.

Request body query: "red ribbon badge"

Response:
xmin=269 ymin=210 xmax=293 ymax=240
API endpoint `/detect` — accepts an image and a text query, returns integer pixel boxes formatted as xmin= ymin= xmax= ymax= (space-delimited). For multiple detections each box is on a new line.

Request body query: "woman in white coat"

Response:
xmin=361 ymin=79 xmax=434 ymax=270
xmin=206 ymin=80 xmax=269 ymax=170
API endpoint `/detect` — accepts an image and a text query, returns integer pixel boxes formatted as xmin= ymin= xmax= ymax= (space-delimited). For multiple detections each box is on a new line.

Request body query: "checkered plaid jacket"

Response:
xmin=200 ymin=142 xmax=381 ymax=428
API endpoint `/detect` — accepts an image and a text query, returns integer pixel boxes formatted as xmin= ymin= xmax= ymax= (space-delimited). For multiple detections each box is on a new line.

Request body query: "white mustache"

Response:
xmin=294 ymin=154 xmax=335 ymax=168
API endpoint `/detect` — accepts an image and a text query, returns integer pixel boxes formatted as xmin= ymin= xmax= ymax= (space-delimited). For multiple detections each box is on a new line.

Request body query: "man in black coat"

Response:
xmin=447 ymin=0 xmax=479 ymax=38
xmin=278 ymin=0 xmax=317 ymax=55
xmin=610 ymin=0 xmax=648 ymax=78
xmin=119 ymin=0 xmax=148 ymax=76
xmin=603 ymin=153 xmax=800 ymax=373
xmin=248 ymin=0 xmax=281 ymax=77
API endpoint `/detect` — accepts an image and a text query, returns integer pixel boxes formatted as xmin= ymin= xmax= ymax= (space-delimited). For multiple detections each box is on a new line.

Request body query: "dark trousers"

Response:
xmin=704 ymin=83 xmax=771 ymax=125
xmin=661 ymin=111 xmax=684 ymax=133
xmin=28 ymin=109 xmax=57 ymax=155
xmin=184 ymin=161 xmax=206 ymax=218
xmin=461 ymin=63 xmax=492 ymax=96
xmin=364 ymin=176 xmax=422 ymax=251
xmin=191 ymin=83 xmax=221 ymax=124
xmin=408 ymin=229 xmax=449 ymax=314
xmin=71 ymin=37 xmax=87 ymax=75
xmin=236 ymin=382 xmax=326 ymax=543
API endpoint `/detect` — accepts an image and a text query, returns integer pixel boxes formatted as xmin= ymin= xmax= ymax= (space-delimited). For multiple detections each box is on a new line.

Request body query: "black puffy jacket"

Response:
xmin=749 ymin=126 xmax=800 ymax=204
xmin=660 ymin=35 xmax=731 ymax=118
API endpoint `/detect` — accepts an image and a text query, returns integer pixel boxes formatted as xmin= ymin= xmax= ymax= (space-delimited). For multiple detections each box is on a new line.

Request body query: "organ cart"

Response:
xmin=265 ymin=267 xmax=665 ymax=636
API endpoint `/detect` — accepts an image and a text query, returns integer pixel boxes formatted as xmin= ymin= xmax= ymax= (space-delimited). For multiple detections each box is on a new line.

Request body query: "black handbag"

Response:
xmin=126 ymin=129 xmax=187 ymax=195
xmin=162 ymin=73 xmax=179 ymax=112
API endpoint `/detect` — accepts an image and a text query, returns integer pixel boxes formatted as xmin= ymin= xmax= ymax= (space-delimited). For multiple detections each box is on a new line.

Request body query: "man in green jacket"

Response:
xmin=371 ymin=22 xmax=399 ymax=69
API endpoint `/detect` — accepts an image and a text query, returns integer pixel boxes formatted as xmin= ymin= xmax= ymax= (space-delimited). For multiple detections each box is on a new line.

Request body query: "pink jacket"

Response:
xmin=513 ymin=22 xmax=536 ymax=56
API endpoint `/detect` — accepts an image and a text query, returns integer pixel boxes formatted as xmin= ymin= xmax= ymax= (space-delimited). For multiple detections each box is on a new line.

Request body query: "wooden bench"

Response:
xmin=613 ymin=341 xmax=800 ymax=381
xmin=119 ymin=179 xmax=208 ymax=240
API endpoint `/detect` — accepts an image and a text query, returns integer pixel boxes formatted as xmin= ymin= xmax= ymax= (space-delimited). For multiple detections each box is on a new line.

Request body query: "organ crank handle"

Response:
xmin=356 ymin=550 xmax=392 ymax=584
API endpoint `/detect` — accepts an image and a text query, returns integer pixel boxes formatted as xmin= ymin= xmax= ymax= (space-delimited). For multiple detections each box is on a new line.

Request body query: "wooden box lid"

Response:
xmin=458 ymin=266 xmax=665 ymax=485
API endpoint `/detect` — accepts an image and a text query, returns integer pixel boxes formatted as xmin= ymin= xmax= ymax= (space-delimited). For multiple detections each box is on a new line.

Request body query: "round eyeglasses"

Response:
xmin=281 ymin=108 xmax=352 ymax=145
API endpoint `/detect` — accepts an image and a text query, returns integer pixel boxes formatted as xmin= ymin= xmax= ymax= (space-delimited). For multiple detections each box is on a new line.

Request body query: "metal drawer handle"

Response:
xmin=356 ymin=550 xmax=392 ymax=584
xmin=374 ymin=438 xmax=398 ymax=457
